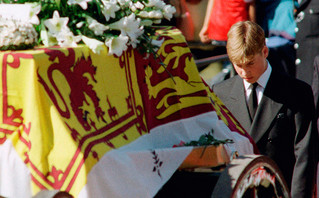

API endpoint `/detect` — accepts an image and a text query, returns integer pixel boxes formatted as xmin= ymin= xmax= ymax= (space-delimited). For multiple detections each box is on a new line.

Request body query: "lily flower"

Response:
xmin=109 ymin=13 xmax=143 ymax=41
xmin=144 ymin=0 xmax=165 ymax=9
xmin=134 ymin=1 xmax=144 ymax=9
xmin=27 ymin=3 xmax=41 ymax=25
xmin=129 ymin=26 xmax=144 ymax=48
xmin=67 ymin=0 xmax=92 ymax=10
xmin=138 ymin=10 xmax=163 ymax=20
xmin=101 ymin=0 xmax=120 ymax=21
xmin=138 ymin=11 xmax=149 ymax=18
xmin=130 ymin=1 xmax=144 ymax=12
xmin=148 ymin=10 xmax=163 ymax=19
xmin=163 ymin=5 xmax=176 ymax=20
xmin=151 ymin=37 xmax=164 ymax=48
xmin=56 ymin=30 xmax=81 ymax=47
xmin=43 ymin=11 xmax=69 ymax=36
xmin=117 ymin=0 xmax=130 ymax=7
xmin=82 ymin=36 xmax=105 ymax=54
xmin=40 ymin=30 xmax=58 ymax=47
xmin=86 ymin=16 xmax=109 ymax=35
xmin=105 ymin=34 xmax=129 ymax=56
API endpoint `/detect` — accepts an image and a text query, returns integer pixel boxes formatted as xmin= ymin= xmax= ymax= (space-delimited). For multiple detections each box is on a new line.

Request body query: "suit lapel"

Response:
xmin=249 ymin=72 xmax=283 ymax=142
xmin=228 ymin=76 xmax=252 ymax=132
xmin=250 ymin=94 xmax=282 ymax=142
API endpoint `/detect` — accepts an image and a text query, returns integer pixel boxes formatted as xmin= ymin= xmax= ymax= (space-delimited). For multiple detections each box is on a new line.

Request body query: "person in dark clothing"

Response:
xmin=256 ymin=0 xmax=297 ymax=77
xmin=212 ymin=21 xmax=318 ymax=198
xmin=295 ymin=0 xmax=319 ymax=85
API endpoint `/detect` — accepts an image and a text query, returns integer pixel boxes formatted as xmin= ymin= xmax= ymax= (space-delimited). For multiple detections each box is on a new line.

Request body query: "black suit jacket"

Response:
xmin=295 ymin=0 xmax=319 ymax=85
xmin=213 ymin=70 xmax=318 ymax=198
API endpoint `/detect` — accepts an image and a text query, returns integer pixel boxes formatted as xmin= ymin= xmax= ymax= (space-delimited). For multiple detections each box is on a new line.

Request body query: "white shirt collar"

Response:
xmin=243 ymin=62 xmax=272 ymax=90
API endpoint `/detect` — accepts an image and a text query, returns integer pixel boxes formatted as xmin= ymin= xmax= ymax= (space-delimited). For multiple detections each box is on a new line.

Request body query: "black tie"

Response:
xmin=248 ymin=82 xmax=258 ymax=120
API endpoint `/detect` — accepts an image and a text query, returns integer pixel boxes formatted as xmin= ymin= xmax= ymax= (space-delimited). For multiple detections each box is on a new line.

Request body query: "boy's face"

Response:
xmin=232 ymin=45 xmax=269 ymax=84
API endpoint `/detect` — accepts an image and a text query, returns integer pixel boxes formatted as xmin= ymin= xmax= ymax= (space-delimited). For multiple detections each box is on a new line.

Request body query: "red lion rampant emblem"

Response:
xmin=38 ymin=48 xmax=106 ymax=132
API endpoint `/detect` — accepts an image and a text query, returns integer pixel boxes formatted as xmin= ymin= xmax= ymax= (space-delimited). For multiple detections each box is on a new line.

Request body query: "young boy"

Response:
xmin=213 ymin=21 xmax=318 ymax=198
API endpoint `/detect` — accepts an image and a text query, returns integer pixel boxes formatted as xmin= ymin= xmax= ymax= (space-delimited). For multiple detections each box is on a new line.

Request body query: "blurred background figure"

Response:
xmin=199 ymin=0 xmax=256 ymax=46
xmin=295 ymin=0 xmax=319 ymax=85
xmin=195 ymin=0 xmax=256 ymax=86
xmin=256 ymin=0 xmax=297 ymax=77
xmin=295 ymin=1 xmax=319 ymax=194
xmin=168 ymin=0 xmax=207 ymax=42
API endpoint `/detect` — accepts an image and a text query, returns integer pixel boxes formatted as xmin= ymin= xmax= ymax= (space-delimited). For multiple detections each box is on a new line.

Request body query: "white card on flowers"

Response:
xmin=0 ymin=4 xmax=32 ymax=22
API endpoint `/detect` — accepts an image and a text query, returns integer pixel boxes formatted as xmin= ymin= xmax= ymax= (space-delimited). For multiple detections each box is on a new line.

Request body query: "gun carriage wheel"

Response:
xmin=156 ymin=154 xmax=290 ymax=198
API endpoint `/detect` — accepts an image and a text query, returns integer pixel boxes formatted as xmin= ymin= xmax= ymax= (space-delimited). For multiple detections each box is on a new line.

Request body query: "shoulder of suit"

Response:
xmin=271 ymin=71 xmax=314 ymax=104
xmin=279 ymin=72 xmax=312 ymax=91
xmin=212 ymin=76 xmax=241 ymax=100
xmin=213 ymin=76 xmax=240 ymax=90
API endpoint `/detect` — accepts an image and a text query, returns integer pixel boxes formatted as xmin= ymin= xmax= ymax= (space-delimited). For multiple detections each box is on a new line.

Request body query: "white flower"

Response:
xmin=67 ymin=0 xmax=92 ymax=10
xmin=2 ymin=21 xmax=16 ymax=36
xmin=25 ymin=38 xmax=33 ymax=45
xmin=56 ymin=30 xmax=81 ymax=47
xmin=134 ymin=1 xmax=144 ymax=9
xmin=129 ymin=27 xmax=144 ymax=48
xmin=117 ymin=0 xmax=130 ymax=7
xmin=130 ymin=1 xmax=144 ymax=12
xmin=163 ymin=5 xmax=176 ymax=20
xmin=101 ymin=0 xmax=120 ymax=21
xmin=13 ymin=34 xmax=24 ymax=46
xmin=129 ymin=39 xmax=139 ymax=48
xmin=82 ymin=36 xmax=105 ymax=54
xmin=138 ymin=10 xmax=163 ymax=20
xmin=144 ymin=0 xmax=165 ymax=9
xmin=149 ymin=10 xmax=163 ymax=19
xmin=138 ymin=11 xmax=149 ymax=18
xmin=0 ymin=17 xmax=37 ymax=48
xmin=109 ymin=13 xmax=143 ymax=41
xmin=40 ymin=30 xmax=58 ymax=47
xmin=27 ymin=3 xmax=41 ymax=25
xmin=44 ymin=11 xmax=69 ymax=36
xmin=86 ymin=16 xmax=109 ymax=35
xmin=0 ymin=0 xmax=174 ymax=54
xmin=105 ymin=34 xmax=129 ymax=56
xmin=1 ymin=38 xmax=10 ymax=46
xmin=151 ymin=38 xmax=164 ymax=48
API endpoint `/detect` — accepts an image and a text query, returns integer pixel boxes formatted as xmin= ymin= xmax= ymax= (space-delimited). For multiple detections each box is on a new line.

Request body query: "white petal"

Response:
xmin=163 ymin=5 xmax=176 ymax=20
xmin=105 ymin=35 xmax=129 ymax=56
xmin=79 ymin=1 xmax=88 ymax=9
xmin=53 ymin=10 xmax=60 ymax=19
xmin=151 ymin=38 xmax=164 ymax=48
xmin=82 ymin=36 xmax=105 ymax=54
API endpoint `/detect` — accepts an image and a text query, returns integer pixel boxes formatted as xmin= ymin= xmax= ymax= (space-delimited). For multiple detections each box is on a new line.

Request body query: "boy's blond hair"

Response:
xmin=226 ymin=21 xmax=266 ymax=64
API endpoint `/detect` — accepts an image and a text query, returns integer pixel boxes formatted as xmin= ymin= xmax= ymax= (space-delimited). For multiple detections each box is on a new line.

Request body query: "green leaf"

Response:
xmin=55 ymin=0 xmax=60 ymax=9
xmin=181 ymin=130 xmax=233 ymax=147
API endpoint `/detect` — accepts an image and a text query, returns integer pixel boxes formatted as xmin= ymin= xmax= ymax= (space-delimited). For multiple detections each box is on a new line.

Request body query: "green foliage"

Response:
xmin=184 ymin=130 xmax=234 ymax=147
xmin=0 ymin=43 xmax=36 ymax=51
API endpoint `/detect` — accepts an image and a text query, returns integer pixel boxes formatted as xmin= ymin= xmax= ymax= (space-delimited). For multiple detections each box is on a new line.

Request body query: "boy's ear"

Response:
xmin=262 ymin=45 xmax=269 ymax=58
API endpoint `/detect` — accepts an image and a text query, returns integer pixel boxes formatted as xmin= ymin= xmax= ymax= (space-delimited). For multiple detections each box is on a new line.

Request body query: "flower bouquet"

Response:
xmin=0 ymin=0 xmax=176 ymax=56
